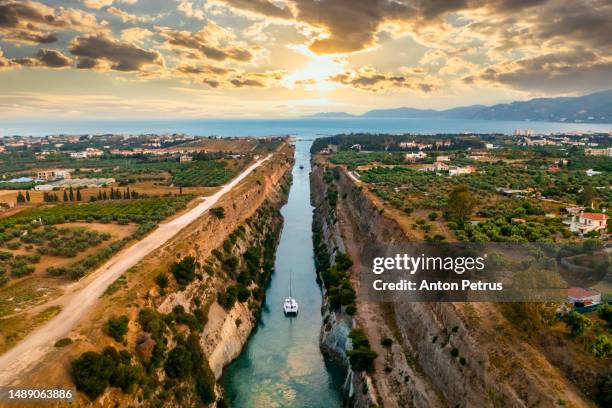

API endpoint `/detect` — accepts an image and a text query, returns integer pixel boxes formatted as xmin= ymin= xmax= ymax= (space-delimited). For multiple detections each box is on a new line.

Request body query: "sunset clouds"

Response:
xmin=0 ymin=0 xmax=610 ymax=117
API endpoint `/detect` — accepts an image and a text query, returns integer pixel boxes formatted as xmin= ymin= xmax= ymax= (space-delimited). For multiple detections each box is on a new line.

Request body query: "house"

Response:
xmin=36 ymin=169 xmax=72 ymax=181
xmin=422 ymin=162 xmax=449 ymax=172
xmin=565 ymin=211 xmax=608 ymax=235
xmin=349 ymin=144 xmax=363 ymax=151
xmin=405 ymin=151 xmax=427 ymax=162
xmin=586 ymin=169 xmax=602 ymax=177
xmin=85 ymin=147 xmax=104 ymax=157
xmin=179 ymin=155 xmax=193 ymax=163
xmin=436 ymin=155 xmax=450 ymax=162
xmin=567 ymin=287 xmax=601 ymax=307
xmin=548 ymin=164 xmax=560 ymax=172
xmin=70 ymin=151 xmax=88 ymax=159
xmin=449 ymin=165 xmax=476 ymax=176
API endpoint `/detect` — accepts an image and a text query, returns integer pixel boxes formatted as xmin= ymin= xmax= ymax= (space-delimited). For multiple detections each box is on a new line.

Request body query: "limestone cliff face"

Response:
xmin=310 ymin=162 xmax=589 ymax=408
xmin=310 ymin=164 xmax=377 ymax=408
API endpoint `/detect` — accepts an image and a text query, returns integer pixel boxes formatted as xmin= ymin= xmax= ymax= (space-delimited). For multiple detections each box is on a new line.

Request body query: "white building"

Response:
xmin=85 ymin=147 xmax=104 ymax=157
xmin=179 ymin=155 xmax=193 ymax=163
xmin=70 ymin=151 xmax=88 ymax=159
xmin=449 ymin=165 xmax=476 ymax=176
xmin=436 ymin=155 xmax=450 ymax=162
xmin=36 ymin=169 xmax=72 ymax=181
xmin=565 ymin=211 xmax=608 ymax=235
xmin=405 ymin=151 xmax=427 ymax=162
xmin=422 ymin=162 xmax=449 ymax=172
xmin=586 ymin=169 xmax=602 ymax=177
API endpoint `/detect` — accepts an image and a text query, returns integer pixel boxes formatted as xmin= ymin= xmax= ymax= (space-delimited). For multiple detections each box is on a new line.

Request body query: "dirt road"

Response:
xmin=0 ymin=155 xmax=269 ymax=385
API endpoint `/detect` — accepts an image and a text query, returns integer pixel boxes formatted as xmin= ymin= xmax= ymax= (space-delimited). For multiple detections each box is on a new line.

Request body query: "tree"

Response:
xmin=71 ymin=351 xmax=114 ymax=400
xmin=76 ymin=189 xmax=82 ymax=201
xmin=447 ymin=185 xmax=477 ymax=221
xmin=164 ymin=345 xmax=193 ymax=379
xmin=97 ymin=190 xmax=102 ymax=200
xmin=25 ymin=191 xmax=30 ymax=202
xmin=381 ymin=337 xmax=393 ymax=358
xmin=63 ymin=190 xmax=68 ymax=202
xmin=579 ymin=184 xmax=596 ymax=207
xmin=69 ymin=186 xmax=74 ymax=202
xmin=104 ymin=315 xmax=129 ymax=342
xmin=16 ymin=191 xmax=25 ymax=203
xmin=171 ymin=256 xmax=197 ymax=286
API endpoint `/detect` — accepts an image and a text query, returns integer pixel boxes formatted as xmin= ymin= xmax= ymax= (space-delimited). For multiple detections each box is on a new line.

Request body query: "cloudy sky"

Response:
xmin=0 ymin=0 xmax=610 ymax=118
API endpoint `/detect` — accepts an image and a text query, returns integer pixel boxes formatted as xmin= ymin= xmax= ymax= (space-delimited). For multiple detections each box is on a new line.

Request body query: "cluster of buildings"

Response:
xmin=0 ymin=133 xmax=197 ymax=159
xmin=585 ymin=147 xmax=612 ymax=157
xmin=519 ymin=134 xmax=607 ymax=148
xmin=399 ymin=140 xmax=452 ymax=150
xmin=514 ymin=129 xmax=534 ymax=136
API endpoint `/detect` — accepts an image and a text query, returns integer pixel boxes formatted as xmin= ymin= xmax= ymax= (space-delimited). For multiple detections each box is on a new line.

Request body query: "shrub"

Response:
xmin=110 ymin=363 xmax=141 ymax=393
xmin=347 ymin=328 xmax=377 ymax=372
xmin=598 ymin=303 xmax=612 ymax=326
xmin=104 ymin=315 xmax=129 ymax=342
xmin=164 ymin=345 xmax=193 ymax=379
xmin=428 ymin=212 xmax=438 ymax=221
xmin=210 ymin=207 xmax=225 ymax=219
xmin=155 ymin=273 xmax=169 ymax=289
xmin=590 ymin=335 xmax=612 ymax=358
xmin=71 ymin=351 xmax=115 ymax=400
xmin=54 ymin=338 xmax=73 ymax=347
xmin=171 ymin=256 xmax=196 ymax=286
xmin=565 ymin=311 xmax=592 ymax=337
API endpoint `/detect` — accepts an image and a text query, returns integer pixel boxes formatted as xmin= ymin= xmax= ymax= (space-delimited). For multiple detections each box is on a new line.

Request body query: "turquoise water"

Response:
xmin=221 ymin=139 xmax=344 ymax=407
xmin=1 ymin=117 xmax=610 ymax=137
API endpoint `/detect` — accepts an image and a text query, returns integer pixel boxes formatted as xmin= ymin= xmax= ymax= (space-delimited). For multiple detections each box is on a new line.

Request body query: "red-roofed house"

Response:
xmin=567 ymin=287 xmax=601 ymax=306
xmin=566 ymin=211 xmax=608 ymax=235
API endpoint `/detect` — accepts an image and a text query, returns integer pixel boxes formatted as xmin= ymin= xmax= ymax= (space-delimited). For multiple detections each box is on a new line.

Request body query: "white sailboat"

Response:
xmin=283 ymin=270 xmax=298 ymax=315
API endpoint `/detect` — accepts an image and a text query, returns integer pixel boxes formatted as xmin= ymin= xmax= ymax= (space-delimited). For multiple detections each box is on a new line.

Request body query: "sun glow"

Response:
xmin=283 ymin=53 xmax=346 ymax=91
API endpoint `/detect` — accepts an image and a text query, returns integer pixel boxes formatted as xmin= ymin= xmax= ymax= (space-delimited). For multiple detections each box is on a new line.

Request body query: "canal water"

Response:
xmin=221 ymin=139 xmax=344 ymax=407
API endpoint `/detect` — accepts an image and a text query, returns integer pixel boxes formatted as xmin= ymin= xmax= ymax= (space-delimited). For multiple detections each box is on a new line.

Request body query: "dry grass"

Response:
xmin=0 ymin=305 xmax=62 ymax=354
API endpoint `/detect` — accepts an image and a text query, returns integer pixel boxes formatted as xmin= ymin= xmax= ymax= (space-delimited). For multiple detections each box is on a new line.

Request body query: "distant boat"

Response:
xmin=283 ymin=270 xmax=298 ymax=315
xmin=299 ymin=165 xmax=304 ymax=170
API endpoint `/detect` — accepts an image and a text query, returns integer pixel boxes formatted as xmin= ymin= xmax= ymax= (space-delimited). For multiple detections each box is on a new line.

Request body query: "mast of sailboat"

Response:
xmin=289 ymin=269 xmax=292 ymax=298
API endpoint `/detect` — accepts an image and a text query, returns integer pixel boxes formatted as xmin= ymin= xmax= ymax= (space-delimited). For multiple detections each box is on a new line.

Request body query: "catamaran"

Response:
xmin=283 ymin=270 xmax=298 ymax=315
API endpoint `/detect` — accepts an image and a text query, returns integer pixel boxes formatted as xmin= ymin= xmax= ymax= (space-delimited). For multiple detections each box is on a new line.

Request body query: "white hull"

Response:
xmin=283 ymin=297 xmax=298 ymax=315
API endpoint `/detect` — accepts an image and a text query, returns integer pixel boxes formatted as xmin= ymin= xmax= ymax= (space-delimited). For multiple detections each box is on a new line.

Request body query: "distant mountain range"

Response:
xmin=306 ymin=89 xmax=612 ymax=123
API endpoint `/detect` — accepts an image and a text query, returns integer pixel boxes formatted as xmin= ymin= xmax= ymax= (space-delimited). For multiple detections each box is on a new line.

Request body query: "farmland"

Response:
xmin=314 ymin=133 xmax=612 ymax=245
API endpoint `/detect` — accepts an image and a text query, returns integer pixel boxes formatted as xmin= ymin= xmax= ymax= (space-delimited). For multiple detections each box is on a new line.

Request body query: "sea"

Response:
xmin=1 ymin=117 xmax=611 ymax=138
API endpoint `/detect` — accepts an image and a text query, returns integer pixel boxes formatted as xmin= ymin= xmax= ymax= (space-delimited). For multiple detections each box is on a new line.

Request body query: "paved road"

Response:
xmin=0 ymin=155 xmax=269 ymax=385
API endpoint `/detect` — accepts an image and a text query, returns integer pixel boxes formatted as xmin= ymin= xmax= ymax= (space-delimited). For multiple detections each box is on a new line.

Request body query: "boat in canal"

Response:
xmin=283 ymin=270 xmax=299 ymax=315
